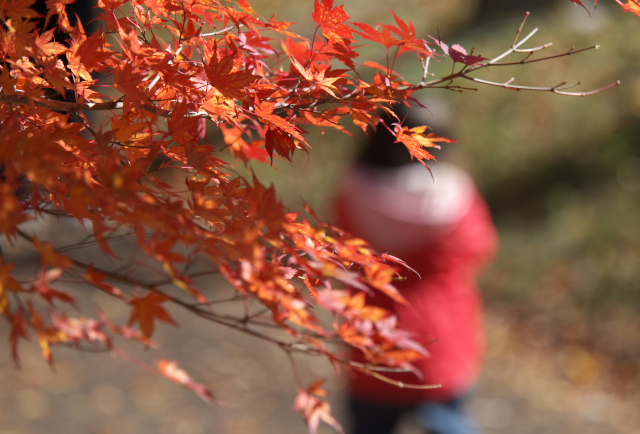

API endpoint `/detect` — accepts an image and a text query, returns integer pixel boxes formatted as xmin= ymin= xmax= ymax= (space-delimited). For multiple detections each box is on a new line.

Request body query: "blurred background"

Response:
xmin=1 ymin=0 xmax=639 ymax=433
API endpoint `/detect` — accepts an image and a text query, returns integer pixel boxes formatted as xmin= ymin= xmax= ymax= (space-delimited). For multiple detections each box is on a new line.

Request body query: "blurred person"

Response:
xmin=333 ymin=100 xmax=499 ymax=434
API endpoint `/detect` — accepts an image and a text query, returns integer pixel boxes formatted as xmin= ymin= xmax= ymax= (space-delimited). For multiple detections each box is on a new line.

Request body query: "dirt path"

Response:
xmin=1 ymin=299 xmax=638 ymax=434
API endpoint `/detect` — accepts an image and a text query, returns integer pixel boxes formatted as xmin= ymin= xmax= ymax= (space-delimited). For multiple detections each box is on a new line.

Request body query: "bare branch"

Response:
xmin=414 ymin=13 xmax=615 ymax=97
xmin=466 ymin=76 xmax=621 ymax=96
xmin=490 ymin=45 xmax=600 ymax=67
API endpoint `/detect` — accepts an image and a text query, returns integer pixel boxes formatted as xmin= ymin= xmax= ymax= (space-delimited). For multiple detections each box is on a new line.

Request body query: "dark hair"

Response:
xmin=356 ymin=101 xmax=454 ymax=169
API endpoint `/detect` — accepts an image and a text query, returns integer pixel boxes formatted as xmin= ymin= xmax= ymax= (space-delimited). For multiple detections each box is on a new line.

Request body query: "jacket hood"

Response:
xmin=339 ymin=162 xmax=475 ymax=257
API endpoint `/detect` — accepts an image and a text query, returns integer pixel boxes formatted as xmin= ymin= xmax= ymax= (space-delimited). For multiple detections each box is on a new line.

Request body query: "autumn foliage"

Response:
xmin=0 ymin=0 xmax=635 ymax=431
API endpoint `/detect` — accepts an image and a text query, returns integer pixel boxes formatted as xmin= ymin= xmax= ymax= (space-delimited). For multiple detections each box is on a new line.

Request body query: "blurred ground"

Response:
xmin=1 ymin=284 xmax=639 ymax=434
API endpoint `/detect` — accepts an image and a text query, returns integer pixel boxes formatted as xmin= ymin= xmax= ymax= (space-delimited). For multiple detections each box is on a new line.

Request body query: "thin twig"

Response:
xmin=350 ymin=363 xmax=442 ymax=390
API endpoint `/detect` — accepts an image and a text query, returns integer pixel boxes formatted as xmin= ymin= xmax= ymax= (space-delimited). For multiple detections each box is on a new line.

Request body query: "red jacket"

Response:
xmin=334 ymin=163 xmax=498 ymax=405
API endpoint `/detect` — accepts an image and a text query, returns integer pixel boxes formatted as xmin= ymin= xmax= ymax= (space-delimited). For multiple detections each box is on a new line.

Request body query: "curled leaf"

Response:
xmin=157 ymin=359 xmax=219 ymax=404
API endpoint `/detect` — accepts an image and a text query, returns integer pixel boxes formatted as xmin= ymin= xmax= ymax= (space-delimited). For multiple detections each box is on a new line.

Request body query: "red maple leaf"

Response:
xmin=265 ymin=126 xmax=297 ymax=161
xmin=254 ymin=100 xmax=308 ymax=160
xmin=312 ymin=0 xmax=353 ymax=44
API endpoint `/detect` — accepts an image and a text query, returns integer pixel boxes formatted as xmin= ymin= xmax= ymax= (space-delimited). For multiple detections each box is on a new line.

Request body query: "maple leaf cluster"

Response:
xmin=0 ymin=0 xmax=445 ymax=424
xmin=0 ymin=0 xmax=634 ymax=432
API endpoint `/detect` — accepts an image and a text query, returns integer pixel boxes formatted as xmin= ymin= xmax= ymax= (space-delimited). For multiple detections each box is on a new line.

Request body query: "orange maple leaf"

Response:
xmin=45 ymin=0 xmax=75 ymax=32
xmin=395 ymin=124 xmax=456 ymax=165
xmin=85 ymin=267 xmax=124 ymax=298
xmin=294 ymin=383 xmax=344 ymax=434
xmin=267 ymin=14 xmax=298 ymax=37
xmin=254 ymin=100 xmax=309 ymax=161
xmin=353 ymin=12 xmax=431 ymax=57
xmin=157 ymin=359 xmax=219 ymax=404
xmin=128 ymin=291 xmax=178 ymax=339
xmin=67 ymin=22 xmax=113 ymax=80
xmin=0 ymin=260 xmax=22 ymax=315
xmin=388 ymin=11 xmax=433 ymax=57
xmin=32 ymin=268 xmax=75 ymax=305
xmin=34 ymin=28 xmax=68 ymax=57
xmin=236 ymin=0 xmax=257 ymax=14
xmin=617 ymin=0 xmax=640 ymax=16
xmin=32 ymin=237 xmax=74 ymax=268
xmin=353 ymin=22 xmax=402 ymax=49
xmin=114 ymin=62 xmax=151 ymax=105
xmin=8 ymin=310 xmax=29 ymax=368
xmin=254 ymin=101 xmax=306 ymax=141
xmin=205 ymin=50 xmax=257 ymax=100
xmin=289 ymin=56 xmax=344 ymax=98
